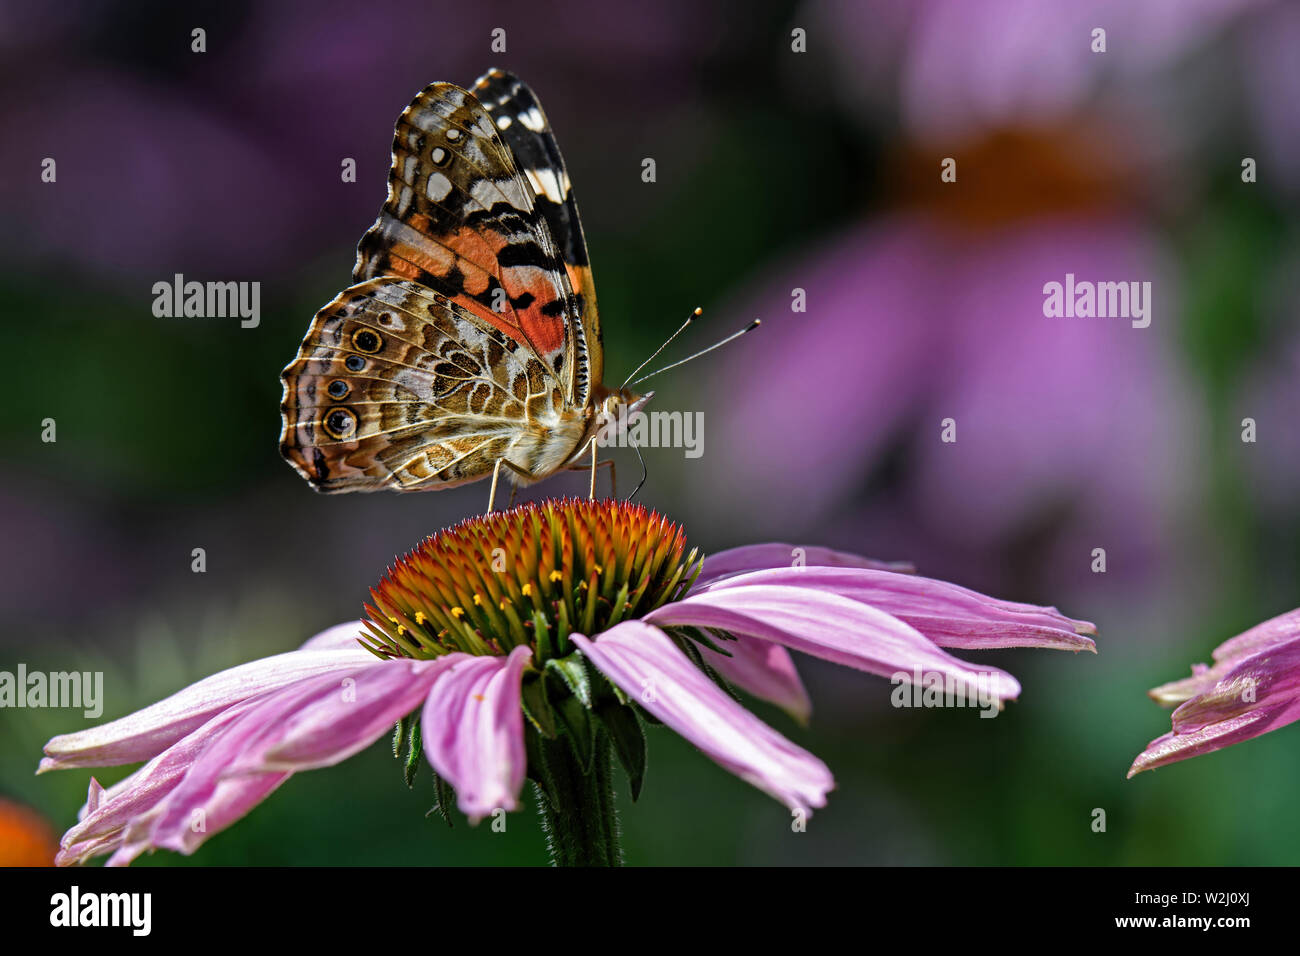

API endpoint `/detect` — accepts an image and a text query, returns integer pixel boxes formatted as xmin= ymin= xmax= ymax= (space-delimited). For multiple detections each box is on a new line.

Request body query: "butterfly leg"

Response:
xmin=486 ymin=458 xmax=505 ymax=514
xmin=563 ymin=458 xmax=616 ymax=497
xmin=486 ymin=458 xmax=544 ymax=514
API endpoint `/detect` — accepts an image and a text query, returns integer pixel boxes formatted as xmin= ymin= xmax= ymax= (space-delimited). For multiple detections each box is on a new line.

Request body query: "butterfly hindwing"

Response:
xmin=353 ymin=75 xmax=596 ymax=407
xmin=280 ymin=278 xmax=559 ymax=492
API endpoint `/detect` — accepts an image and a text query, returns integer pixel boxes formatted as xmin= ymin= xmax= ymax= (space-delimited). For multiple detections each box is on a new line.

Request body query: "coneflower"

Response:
xmin=42 ymin=498 xmax=1095 ymax=866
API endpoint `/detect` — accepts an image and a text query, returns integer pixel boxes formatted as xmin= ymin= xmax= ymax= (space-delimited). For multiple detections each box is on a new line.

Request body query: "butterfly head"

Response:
xmin=592 ymin=387 xmax=653 ymax=443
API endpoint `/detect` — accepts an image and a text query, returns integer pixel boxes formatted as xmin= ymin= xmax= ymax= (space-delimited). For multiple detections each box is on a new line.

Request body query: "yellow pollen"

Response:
xmin=450 ymin=606 xmax=465 ymax=618
xmin=549 ymin=571 xmax=563 ymax=582
xmin=473 ymin=594 xmax=483 ymax=606
xmin=522 ymin=583 xmax=533 ymax=596
xmin=414 ymin=611 xmax=427 ymax=625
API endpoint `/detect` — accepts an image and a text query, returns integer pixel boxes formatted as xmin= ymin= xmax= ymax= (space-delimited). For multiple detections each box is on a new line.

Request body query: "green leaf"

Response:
xmin=403 ymin=715 xmax=423 ymax=789
xmin=555 ymin=694 xmax=595 ymax=773
xmin=428 ymin=768 xmax=455 ymax=828
xmin=393 ymin=715 xmax=410 ymax=758
xmin=599 ymin=702 xmax=647 ymax=801
xmin=546 ymin=653 xmax=592 ymax=707
xmin=520 ymin=673 xmax=559 ymax=738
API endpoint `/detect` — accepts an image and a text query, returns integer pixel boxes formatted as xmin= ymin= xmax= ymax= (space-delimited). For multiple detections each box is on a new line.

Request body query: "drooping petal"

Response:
xmin=139 ymin=673 xmax=365 ymax=859
xmin=1131 ymin=610 xmax=1300 ymax=776
xmin=697 ymin=543 xmax=913 ymax=587
xmin=572 ymin=622 xmax=833 ymax=812
xmin=646 ymin=584 xmax=1021 ymax=705
xmin=249 ymin=658 xmax=446 ymax=772
xmin=700 ymin=637 xmax=812 ymax=724
xmin=1148 ymin=609 xmax=1300 ymax=704
xmin=420 ymin=645 xmax=532 ymax=821
xmin=39 ymin=646 xmax=377 ymax=772
xmin=699 ymin=566 xmax=1096 ymax=652
xmin=115 ymin=770 xmax=290 ymax=866
xmin=56 ymin=694 xmax=265 ymax=866
xmin=1128 ymin=696 xmax=1300 ymax=777
xmin=1166 ymin=637 xmax=1300 ymax=734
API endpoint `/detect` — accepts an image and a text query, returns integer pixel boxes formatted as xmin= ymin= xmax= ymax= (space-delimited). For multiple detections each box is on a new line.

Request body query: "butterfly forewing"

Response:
xmin=282 ymin=71 xmax=605 ymax=496
xmin=352 ymin=75 xmax=595 ymax=407
xmin=471 ymin=69 xmax=603 ymax=397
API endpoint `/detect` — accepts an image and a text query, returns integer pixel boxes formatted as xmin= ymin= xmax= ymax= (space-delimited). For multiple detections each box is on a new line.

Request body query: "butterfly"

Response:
xmin=280 ymin=69 xmax=650 ymax=511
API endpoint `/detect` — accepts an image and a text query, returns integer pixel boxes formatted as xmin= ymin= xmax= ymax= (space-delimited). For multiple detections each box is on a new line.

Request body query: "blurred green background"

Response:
xmin=2 ymin=0 xmax=1298 ymax=864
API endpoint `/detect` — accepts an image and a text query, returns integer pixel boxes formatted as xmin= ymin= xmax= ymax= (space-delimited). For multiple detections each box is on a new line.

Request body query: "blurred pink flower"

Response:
xmin=697 ymin=216 xmax=1199 ymax=591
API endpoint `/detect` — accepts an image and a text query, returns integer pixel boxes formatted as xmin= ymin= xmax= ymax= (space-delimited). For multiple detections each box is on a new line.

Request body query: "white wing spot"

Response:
xmin=430 ymin=146 xmax=447 ymax=165
xmin=519 ymin=107 xmax=546 ymax=132
xmin=472 ymin=176 xmax=529 ymax=210
xmin=496 ymin=114 xmax=512 ymax=130
xmin=426 ymin=172 xmax=453 ymax=202
xmin=525 ymin=167 xmax=570 ymax=204
xmin=395 ymin=184 xmax=414 ymax=217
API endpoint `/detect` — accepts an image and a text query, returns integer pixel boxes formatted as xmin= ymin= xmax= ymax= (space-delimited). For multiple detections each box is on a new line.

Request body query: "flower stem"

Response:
xmin=533 ymin=731 xmax=623 ymax=866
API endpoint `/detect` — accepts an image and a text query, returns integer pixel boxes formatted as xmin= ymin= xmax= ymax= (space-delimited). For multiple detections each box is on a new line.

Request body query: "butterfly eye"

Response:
xmin=352 ymin=329 xmax=384 ymax=353
xmin=429 ymin=146 xmax=451 ymax=167
xmin=322 ymin=408 xmax=357 ymax=440
xmin=327 ymin=380 xmax=351 ymax=399
xmin=345 ymin=355 xmax=366 ymax=372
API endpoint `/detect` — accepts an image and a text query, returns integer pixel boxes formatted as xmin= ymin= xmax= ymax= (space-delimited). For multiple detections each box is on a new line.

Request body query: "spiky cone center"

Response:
xmin=362 ymin=498 xmax=701 ymax=664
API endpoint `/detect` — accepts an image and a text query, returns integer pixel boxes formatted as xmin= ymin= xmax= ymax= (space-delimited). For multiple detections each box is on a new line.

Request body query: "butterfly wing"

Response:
xmin=353 ymin=73 xmax=599 ymax=409
xmin=470 ymin=69 xmax=603 ymax=398
xmin=280 ymin=278 xmax=559 ymax=493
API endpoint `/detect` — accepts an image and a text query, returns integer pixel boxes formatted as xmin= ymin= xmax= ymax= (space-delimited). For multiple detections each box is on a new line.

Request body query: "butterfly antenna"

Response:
xmin=630 ymin=319 xmax=761 ymax=386
xmin=627 ymin=441 xmax=648 ymax=502
xmin=620 ymin=307 xmax=702 ymax=389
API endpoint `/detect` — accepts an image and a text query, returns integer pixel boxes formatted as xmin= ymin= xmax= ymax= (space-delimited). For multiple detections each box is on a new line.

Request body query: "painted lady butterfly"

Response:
xmin=280 ymin=69 xmax=648 ymax=510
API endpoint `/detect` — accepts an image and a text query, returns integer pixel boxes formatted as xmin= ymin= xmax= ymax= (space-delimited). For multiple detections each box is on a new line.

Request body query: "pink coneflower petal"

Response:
xmin=1128 ymin=697 xmax=1300 ymax=777
xmin=572 ymin=622 xmax=834 ymax=812
xmin=1148 ymin=609 xmax=1300 ymax=704
xmin=118 ymin=770 xmax=290 ymax=866
xmin=1166 ymin=637 xmax=1300 ymax=734
xmin=420 ymin=645 xmax=532 ymax=821
xmin=1131 ymin=609 xmax=1300 ymax=776
xmin=645 ymin=584 xmax=1022 ymax=704
xmin=39 ymin=646 xmax=377 ymax=772
xmin=137 ymin=674 xmax=355 ymax=859
xmin=55 ymin=697 xmax=264 ymax=865
xmin=250 ymin=658 xmax=446 ymax=772
xmin=699 ymin=638 xmax=813 ymax=724
xmin=700 ymin=567 xmax=1097 ymax=652
xmin=697 ymin=543 xmax=914 ymax=587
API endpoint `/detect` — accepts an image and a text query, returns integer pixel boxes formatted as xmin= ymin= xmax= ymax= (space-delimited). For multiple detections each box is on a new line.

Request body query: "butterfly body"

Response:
xmin=280 ymin=70 xmax=641 ymax=498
